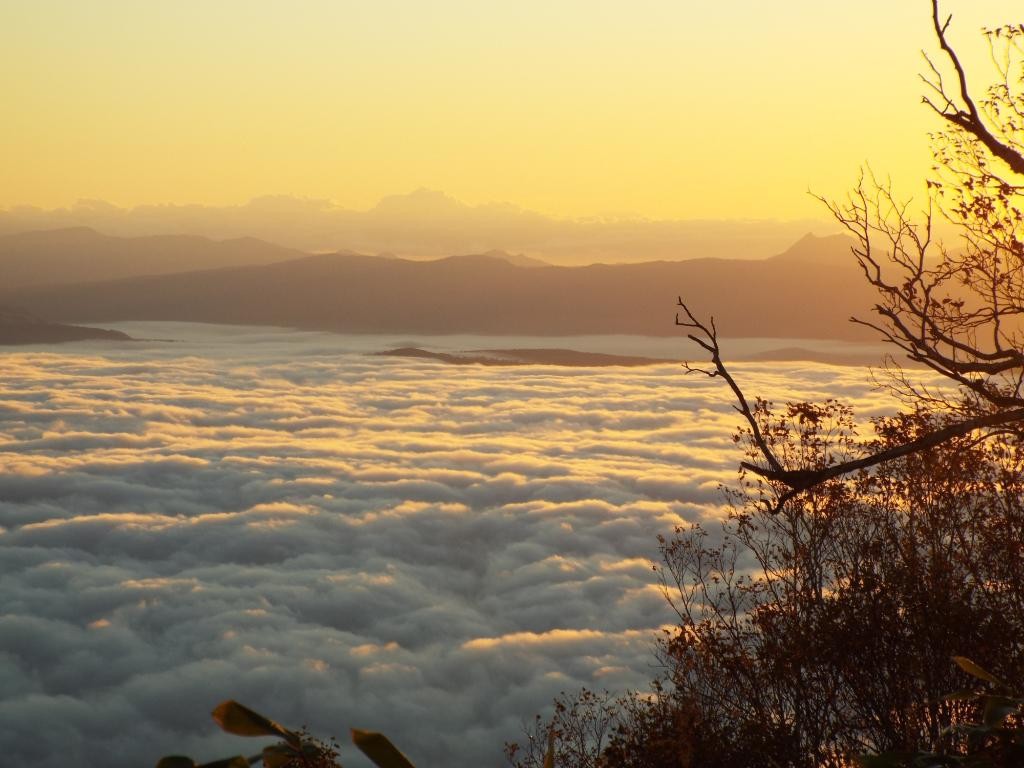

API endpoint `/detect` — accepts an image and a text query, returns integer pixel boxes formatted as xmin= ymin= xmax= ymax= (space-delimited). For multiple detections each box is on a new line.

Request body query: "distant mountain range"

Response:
xmin=0 ymin=190 xmax=838 ymax=264
xmin=0 ymin=229 xmax=878 ymax=340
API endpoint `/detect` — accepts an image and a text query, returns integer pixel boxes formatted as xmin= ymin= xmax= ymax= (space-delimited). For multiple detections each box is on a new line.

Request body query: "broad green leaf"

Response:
xmin=543 ymin=729 xmax=555 ymax=768
xmin=211 ymin=701 xmax=299 ymax=747
xmin=351 ymin=729 xmax=416 ymax=768
xmin=156 ymin=758 xmax=196 ymax=768
xmin=952 ymin=656 xmax=1003 ymax=686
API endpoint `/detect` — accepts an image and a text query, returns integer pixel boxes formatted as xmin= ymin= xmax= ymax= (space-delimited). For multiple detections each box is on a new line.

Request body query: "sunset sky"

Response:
xmin=5 ymin=4 xmax=1023 ymax=766
xmin=2 ymin=0 xmax=1017 ymax=220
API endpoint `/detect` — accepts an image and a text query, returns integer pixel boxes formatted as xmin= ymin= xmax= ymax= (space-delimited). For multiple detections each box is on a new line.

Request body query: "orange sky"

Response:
xmin=1 ymin=1 xmax=1018 ymax=220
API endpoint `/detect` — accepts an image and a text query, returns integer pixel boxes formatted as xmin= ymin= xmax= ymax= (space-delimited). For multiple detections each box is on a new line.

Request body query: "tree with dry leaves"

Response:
xmin=678 ymin=1 xmax=1024 ymax=511
xmin=508 ymin=4 xmax=1024 ymax=768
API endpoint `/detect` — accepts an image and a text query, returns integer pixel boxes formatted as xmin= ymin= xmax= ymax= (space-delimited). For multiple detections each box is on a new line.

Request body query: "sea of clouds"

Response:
xmin=0 ymin=324 xmax=902 ymax=767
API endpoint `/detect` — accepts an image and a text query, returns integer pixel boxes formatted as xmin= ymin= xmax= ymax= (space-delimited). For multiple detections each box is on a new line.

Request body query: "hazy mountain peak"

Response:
xmin=478 ymin=249 xmax=549 ymax=267
xmin=433 ymin=250 xmax=549 ymax=269
xmin=771 ymin=232 xmax=854 ymax=262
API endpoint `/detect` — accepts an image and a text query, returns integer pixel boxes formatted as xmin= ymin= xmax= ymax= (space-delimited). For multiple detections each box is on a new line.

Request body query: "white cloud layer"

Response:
xmin=0 ymin=324 xmax=903 ymax=767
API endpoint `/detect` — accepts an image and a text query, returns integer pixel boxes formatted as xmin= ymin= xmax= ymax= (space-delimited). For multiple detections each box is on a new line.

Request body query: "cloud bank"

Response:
xmin=0 ymin=325 xmax=900 ymax=767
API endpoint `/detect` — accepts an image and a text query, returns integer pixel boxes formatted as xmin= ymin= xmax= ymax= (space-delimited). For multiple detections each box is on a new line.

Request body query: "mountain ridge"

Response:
xmin=0 ymin=192 xmax=840 ymax=264
xmin=0 ymin=234 xmax=876 ymax=340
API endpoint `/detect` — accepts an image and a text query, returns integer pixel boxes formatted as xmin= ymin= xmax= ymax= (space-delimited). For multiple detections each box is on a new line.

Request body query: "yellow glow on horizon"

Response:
xmin=0 ymin=1 xmax=1018 ymax=220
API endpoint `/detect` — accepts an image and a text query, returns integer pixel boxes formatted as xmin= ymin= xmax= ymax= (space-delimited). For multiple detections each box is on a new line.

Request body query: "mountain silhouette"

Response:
xmin=1 ymin=234 xmax=879 ymax=340
xmin=0 ymin=193 xmax=836 ymax=264
xmin=767 ymin=232 xmax=853 ymax=262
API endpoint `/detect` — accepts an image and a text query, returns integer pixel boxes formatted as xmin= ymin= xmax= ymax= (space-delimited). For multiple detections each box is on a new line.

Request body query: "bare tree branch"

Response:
xmin=925 ymin=0 xmax=1024 ymax=177
xmin=676 ymin=299 xmax=783 ymax=475
xmin=678 ymin=3 xmax=1024 ymax=514
xmin=678 ymin=300 xmax=1024 ymax=513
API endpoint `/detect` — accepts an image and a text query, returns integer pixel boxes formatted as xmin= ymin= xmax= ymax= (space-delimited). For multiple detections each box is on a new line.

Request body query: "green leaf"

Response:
xmin=210 ymin=701 xmax=299 ymax=747
xmin=156 ymin=758 xmax=197 ymax=768
xmin=952 ymin=656 xmax=1003 ymax=686
xmin=543 ymin=729 xmax=555 ymax=768
xmin=351 ymin=729 xmax=416 ymax=768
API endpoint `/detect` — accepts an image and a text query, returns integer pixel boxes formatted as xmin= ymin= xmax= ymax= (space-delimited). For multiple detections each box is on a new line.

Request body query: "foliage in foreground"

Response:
xmin=156 ymin=700 xmax=408 ymax=768
xmin=860 ymin=657 xmax=1024 ymax=768
xmin=156 ymin=699 xmax=555 ymax=768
